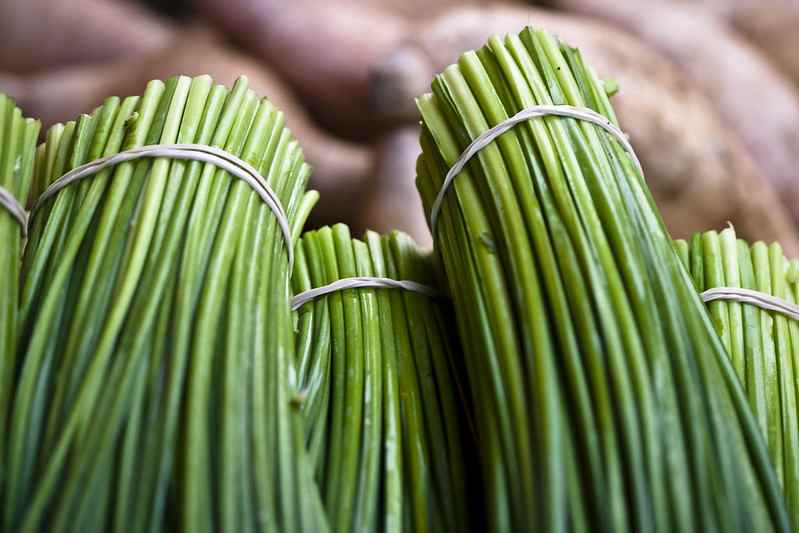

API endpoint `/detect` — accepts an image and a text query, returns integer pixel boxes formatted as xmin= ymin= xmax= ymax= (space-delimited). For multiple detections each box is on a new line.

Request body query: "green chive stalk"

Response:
xmin=291 ymin=225 xmax=473 ymax=533
xmin=0 ymin=94 xmax=39 ymax=507
xmin=678 ymin=226 xmax=799 ymax=526
xmin=415 ymin=27 xmax=789 ymax=532
xmin=4 ymin=75 xmax=328 ymax=533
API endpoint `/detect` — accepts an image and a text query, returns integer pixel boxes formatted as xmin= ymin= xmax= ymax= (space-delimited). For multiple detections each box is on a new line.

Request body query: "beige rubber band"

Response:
xmin=701 ymin=287 xmax=799 ymax=322
xmin=430 ymin=104 xmax=641 ymax=233
xmin=29 ymin=143 xmax=294 ymax=269
xmin=0 ymin=185 xmax=28 ymax=233
xmin=292 ymin=276 xmax=439 ymax=311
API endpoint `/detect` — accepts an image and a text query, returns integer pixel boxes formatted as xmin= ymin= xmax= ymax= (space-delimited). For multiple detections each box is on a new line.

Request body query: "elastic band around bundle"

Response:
xmin=0 ymin=185 xmax=28 ymax=233
xmin=291 ymin=276 xmax=439 ymax=311
xmin=430 ymin=104 xmax=642 ymax=233
xmin=701 ymin=287 xmax=799 ymax=322
xmin=29 ymin=143 xmax=294 ymax=269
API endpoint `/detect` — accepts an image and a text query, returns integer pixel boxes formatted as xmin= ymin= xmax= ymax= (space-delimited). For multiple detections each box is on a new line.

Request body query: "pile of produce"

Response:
xmin=292 ymin=225 xmax=471 ymax=532
xmin=1 ymin=19 xmax=799 ymax=533
xmin=549 ymin=0 xmax=799 ymax=227
xmin=367 ymin=3 xmax=799 ymax=253
xmin=13 ymin=1 xmax=799 ymax=251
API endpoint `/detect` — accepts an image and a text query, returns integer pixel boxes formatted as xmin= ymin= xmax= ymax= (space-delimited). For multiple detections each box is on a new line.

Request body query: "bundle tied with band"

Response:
xmin=415 ymin=26 xmax=790 ymax=532
xmin=676 ymin=227 xmax=799 ymax=524
xmin=28 ymin=143 xmax=294 ymax=269
xmin=3 ymin=75 xmax=329 ymax=533
xmin=291 ymin=225 xmax=474 ymax=533
xmin=434 ymin=100 xmax=799 ymax=324
xmin=429 ymin=103 xmax=641 ymax=233
xmin=435 ymin=90 xmax=799 ymax=528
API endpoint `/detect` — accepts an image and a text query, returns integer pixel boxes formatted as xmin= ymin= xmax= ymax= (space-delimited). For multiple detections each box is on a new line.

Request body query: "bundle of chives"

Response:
xmin=4 ymin=75 xmax=328 ymax=533
xmin=291 ymin=225 xmax=472 ymax=533
xmin=676 ymin=227 xmax=799 ymax=526
xmin=415 ymin=27 xmax=789 ymax=532
xmin=0 ymin=94 xmax=39 ymax=502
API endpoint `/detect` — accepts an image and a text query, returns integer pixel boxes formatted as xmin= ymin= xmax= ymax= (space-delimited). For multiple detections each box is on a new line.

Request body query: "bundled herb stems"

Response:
xmin=0 ymin=94 xmax=39 ymax=505
xmin=677 ymin=226 xmax=799 ymax=526
xmin=291 ymin=225 xmax=472 ymax=533
xmin=415 ymin=27 xmax=789 ymax=532
xmin=3 ymin=75 xmax=327 ymax=533
xmin=1 ymin=23 xmax=798 ymax=533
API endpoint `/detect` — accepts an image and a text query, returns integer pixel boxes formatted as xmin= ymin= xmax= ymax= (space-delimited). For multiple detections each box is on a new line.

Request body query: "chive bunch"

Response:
xmin=3 ymin=75 xmax=327 ymax=533
xmin=415 ymin=27 xmax=789 ymax=532
xmin=0 ymin=94 xmax=39 ymax=502
xmin=291 ymin=225 xmax=472 ymax=533
xmin=676 ymin=227 xmax=799 ymax=526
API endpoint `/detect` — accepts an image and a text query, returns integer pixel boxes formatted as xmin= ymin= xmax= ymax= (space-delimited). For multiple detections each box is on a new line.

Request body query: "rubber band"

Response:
xmin=292 ymin=276 xmax=439 ymax=311
xmin=28 ymin=143 xmax=294 ymax=269
xmin=701 ymin=287 xmax=799 ymax=322
xmin=430 ymin=104 xmax=642 ymax=233
xmin=0 ymin=184 xmax=28 ymax=233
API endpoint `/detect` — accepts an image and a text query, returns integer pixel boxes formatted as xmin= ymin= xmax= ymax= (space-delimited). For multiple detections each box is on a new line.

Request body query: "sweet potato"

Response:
xmin=688 ymin=0 xmax=797 ymax=17
xmin=4 ymin=29 xmax=373 ymax=225
xmin=0 ymin=0 xmax=174 ymax=73
xmin=549 ymin=0 xmax=799 ymax=224
xmin=194 ymin=0 xmax=507 ymax=135
xmin=732 ymin=4 xmax=799 ymax=89
xmin=367 ymin=4 xmax=799 ymax=253
xmin=361 ymin=126 xmax=432 ymax=248
xmin=194 ymin=0 xmax=409 ymax=135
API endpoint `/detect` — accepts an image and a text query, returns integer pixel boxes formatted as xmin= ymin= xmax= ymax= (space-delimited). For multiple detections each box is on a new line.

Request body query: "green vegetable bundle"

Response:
xmin=676 ymin=227 xmax=799 ymax=526
xmin=291 ymin=225 xmax=472 ymax=533
xmin=3 ymin=75 xmax=327 ymax=533
xmin=415 ymin=27 xmax=789 ymax=531
xmin=0 ymin=94 xmax=39 ymax=499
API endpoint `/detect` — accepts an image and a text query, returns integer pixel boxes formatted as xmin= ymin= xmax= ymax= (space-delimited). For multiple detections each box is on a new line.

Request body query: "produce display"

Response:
xmin=12 ymin=29 xmax=373 ymax=227
xmin=368 ymin=4 xmax=799 ymax=253
xmin=12 ymin=0 xmax=799 ymax=251
xmin=292 ymin=225 xmax=471 ymax=533
xmin=1 ymin=13 xmax=799 ymax=533
xmin=551 ymin=0 xmax=799 ymax=225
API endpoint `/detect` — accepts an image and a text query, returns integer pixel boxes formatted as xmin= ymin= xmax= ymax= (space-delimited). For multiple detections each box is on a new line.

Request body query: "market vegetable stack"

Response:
xmin=2 ymin=75 xmax=327 ymax=533
xmin=291 ymin=225 xmax=472 ymax=533
xmin=415 ymin=26 xmax=790 ymax=532
xmin=676 ymin=227 xmax=799 ymax=526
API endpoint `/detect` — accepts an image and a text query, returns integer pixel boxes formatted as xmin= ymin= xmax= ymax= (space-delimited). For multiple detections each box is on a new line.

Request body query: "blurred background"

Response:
xmin=2 ymin=0 xmax=798 ymax=252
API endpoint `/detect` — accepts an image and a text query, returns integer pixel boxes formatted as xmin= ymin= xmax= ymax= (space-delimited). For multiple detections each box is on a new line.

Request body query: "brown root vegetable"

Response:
xmin=3 ymin=29 xmax=373 ymax=224
xmin=548 ymin=0 xmax=799 ymax=224
xmin=367 ymin=4 xmax=799 ymax=253
xmin=0 ymin=0 xmax=175 ymax=73
xmin=732 ymin=5 xmax=799 ymax=89
xmin=194 ymin=0 xmax=410 ymax=134
xmin=194 ymin=0 xmax=507 ymax=135
xmin=348 ymin=0 xmax=501 ymax=19
xmin=673 ymin=0 xmax=798 ymax=17
xmin=361 ymin=126 xmax=432 ymax=248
